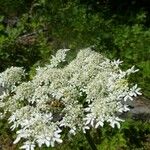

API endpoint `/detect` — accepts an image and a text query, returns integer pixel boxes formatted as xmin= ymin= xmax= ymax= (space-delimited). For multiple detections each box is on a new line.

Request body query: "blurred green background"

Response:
xmin=0 ymin=0 xmax=150 ymax=149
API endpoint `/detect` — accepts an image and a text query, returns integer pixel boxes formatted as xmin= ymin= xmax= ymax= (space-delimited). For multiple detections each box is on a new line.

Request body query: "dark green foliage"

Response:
xmin=0 ymin=13 xmax=52 ymax=72
xmin=0 ymin=0 xmax=150 ymax=149
xmin=0 ymin=0 xmax=30 ymax=15
xmin=98 ymin=120 xmax=150 ymax=150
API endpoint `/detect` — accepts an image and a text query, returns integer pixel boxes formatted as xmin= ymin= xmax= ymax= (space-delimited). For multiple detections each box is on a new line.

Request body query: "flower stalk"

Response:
xmin=85 ymin=130 xmax=98 ymax=150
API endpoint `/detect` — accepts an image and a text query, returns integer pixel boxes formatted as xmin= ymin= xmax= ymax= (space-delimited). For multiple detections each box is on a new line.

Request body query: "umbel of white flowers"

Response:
xmin=0 ymin=48 xmax=141 ymax=150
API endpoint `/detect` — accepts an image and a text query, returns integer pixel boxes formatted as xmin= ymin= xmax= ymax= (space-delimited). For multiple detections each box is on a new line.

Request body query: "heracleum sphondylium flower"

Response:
xmin=0 ymin=48 xmax=142 ymax=150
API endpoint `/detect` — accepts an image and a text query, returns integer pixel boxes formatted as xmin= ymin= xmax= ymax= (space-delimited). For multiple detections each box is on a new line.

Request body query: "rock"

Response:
xmin=122 ymin=96 xmax=150 ymax=121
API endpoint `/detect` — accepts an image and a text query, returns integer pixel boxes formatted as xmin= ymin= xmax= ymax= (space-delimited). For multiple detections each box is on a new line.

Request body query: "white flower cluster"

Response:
xmin=0 ymin=48 xmax=141 ymax=150
xmin=0 ymin=66 xmax=25 ymax=89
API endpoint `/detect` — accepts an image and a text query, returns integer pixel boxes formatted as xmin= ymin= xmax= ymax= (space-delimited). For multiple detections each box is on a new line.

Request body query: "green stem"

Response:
xmin=96 ymin=128 xmax=102 ymax=140
xmin=85 ymin=130 xmax=98 ymax=150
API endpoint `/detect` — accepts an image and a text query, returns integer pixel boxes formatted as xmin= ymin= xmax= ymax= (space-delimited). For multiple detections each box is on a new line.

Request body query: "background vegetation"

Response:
xmin=0 ymin=0 xmax=150 ymax=149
